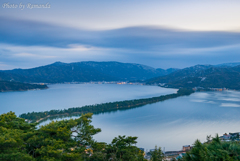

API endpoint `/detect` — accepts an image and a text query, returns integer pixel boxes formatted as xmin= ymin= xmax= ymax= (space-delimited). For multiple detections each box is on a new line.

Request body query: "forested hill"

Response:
xmin=0 ymin=61 xmax=178 ymax=83
xmin=146 ymin=65 xmax=240 ymax=90
xmin=0 ymin=80 xmax=48 ymax=92
xmin=146 ymin=65 xmax=213 ymax=85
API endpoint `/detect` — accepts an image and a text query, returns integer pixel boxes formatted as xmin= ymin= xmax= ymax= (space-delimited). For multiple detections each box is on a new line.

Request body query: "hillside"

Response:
xmin=1 ymin=62 xmax=118 ymax=83
xmin=146 ymin=65 xmax=240 ymax=90
xmin=0 ymin=80 xmax=48 ymax=92
xmin=146 ymin=65 xmax=212 ymax=84
xmin=0 ymin=61 xmax=176 ymax=83
xmin=156 ymin=68 xmax=179 ymax=76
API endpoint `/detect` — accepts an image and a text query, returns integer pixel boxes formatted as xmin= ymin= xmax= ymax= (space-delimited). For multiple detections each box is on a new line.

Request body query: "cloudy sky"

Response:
xmin=1 ymin=0 xmax=240 ymax=70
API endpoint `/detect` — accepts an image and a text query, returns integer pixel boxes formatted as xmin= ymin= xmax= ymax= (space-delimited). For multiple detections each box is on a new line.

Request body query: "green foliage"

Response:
xmin=89 ymin=152 xmax=107 ymax=161
xmin=0 ymin=112 xmax=147 ymax=161
xmin=28 ymin=113 xmax=100 ymax=161
xmin=150 ymin=146 xmax=164 ymax=161
xmin=183 ymin=134 xmax=240 ymax=161
xmin=104 ymin=135 xmax=146 ymax=161
xmin=0 ymin=111 xmax=36 ymax=161
xmin=19 ymin=88 xmax=194 ymax=122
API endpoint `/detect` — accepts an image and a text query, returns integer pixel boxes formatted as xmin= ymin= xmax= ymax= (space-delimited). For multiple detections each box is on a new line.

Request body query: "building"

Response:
xmin=229 ymin=132 xmax=240 ymax=139
xmin=223 ymin=133 xmax=231 ymax=140
xmin=182 ymin=145 xmax=191 ymax=152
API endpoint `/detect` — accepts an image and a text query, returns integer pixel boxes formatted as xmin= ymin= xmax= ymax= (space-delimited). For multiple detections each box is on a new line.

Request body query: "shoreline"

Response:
xmin=20 ymin=88 xmax=194 ymax=123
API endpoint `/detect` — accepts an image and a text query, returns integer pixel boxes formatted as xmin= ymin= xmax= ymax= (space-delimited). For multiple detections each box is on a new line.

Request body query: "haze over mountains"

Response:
xmin=146 ymin=63 xmax=240 ymax=90
xmin=1 ymin=61 xmax=240 ymax=92
xmin=0 ymin=61 xmax=178 ymax=83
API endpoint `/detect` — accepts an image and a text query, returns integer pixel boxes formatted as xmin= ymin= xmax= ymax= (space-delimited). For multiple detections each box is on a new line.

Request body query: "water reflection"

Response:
xmin=92 ymin=91 xmax=240 ymax=151
xmin=39 ymin=90 xmax=240 ymax=151
xmin=0 ymin=84 xmax=177 ymax=115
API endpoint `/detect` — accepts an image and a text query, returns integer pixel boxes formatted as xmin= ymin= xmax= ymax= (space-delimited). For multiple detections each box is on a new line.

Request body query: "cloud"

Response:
xmin=0 ymin=62 xmax=8 ymax=67
xmin=191 ymin=99 xmax=206 ymax=103
xmin=67 ymin=44 xmax=103 ymax=52
xmin=0 ymin=43 xmax=117 ymax=69
xmin=1 ymin=17 xmax=240 ymax=69
xmin=1 ymin=17 xmax=240 ymax=51
xmin=1 ymin=0 xmax=240 ymax=31
xmin=221 ymin=103 xmax=240 ymax=108
xmin=14 ymin=53 xmax=56 ymax=59
xmin=0 ymin=43 xmax=109 ymax=58
xmin=220 ymin=98 xmax=240 ymax=102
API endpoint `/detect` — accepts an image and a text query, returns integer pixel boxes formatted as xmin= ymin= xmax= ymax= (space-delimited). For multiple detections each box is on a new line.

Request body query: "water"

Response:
xmin=1 ymin=84 xmax=240 ymax=151
xmin=91 ymin=90 xmax=240 ymax=151
xmin=0 ymin=83 xmax=176 ymax=116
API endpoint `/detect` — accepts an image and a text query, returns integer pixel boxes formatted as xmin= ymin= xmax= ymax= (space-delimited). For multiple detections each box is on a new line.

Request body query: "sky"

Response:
xmin=1 ymin=0 xmax=240 ymax=70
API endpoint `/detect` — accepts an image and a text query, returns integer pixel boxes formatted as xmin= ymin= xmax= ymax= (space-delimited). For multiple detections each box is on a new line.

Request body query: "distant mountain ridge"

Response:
xmin=146 ymin=65 xmax=213 ymax=84
xmin=214 ymin=62 xmax=240 ymax=68
xmin=2 ymin=61 xmax=240 ymax=89
xmin=0 ymin=61 xmax=178 ymax=83
xmin=146 ymin=64 xmax=240 ymax=90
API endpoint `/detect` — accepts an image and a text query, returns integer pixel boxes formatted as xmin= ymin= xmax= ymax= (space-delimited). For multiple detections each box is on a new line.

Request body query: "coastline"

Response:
xmin=20 ymin=88 xmax=194 ymax=123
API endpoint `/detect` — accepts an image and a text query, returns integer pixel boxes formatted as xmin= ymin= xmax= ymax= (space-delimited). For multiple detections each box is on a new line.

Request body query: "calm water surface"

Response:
xmin=0 ymin=84 xmax=176 ymax=115
xmin=90 ymin=90 xmax=240 ymax=151
xmin=2 ymin=84 xmax=240 ymax=151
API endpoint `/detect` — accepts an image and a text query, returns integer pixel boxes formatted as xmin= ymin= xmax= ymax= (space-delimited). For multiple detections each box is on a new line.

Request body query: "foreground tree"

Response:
xmin=0 ymin=111 xmax=36 ymax=161
xmin=27 ymin=113 xmax=101 ymax=161
xmin=183 ymin=134 xmax=240 ymax=161
xmin=0 ymin=112 xmax=101 ymax=161
xmin=150 ymin=146 xmax=164 ymax=161
xmin=0 ymin=112 xmax=147 ymax=161
xmin=105 ymin=135 xmax=146 ymax=161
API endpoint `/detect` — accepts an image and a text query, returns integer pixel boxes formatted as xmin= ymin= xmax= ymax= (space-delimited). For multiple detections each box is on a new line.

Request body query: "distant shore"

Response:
xmin=0 ymin=81 xmax=48 ymax=92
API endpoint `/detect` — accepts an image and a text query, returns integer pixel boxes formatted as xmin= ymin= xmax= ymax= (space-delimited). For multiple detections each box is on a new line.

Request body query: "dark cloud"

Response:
xmin=1 ymin=17 xmax=240 ymax=50
xmin=1 ymin=17 xmax=240 ymax=69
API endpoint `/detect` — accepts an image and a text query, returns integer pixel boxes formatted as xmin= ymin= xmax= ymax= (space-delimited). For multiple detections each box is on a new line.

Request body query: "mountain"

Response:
xmin=146 ymin=65 xmax=212 ymax=85
xmin=0 ymin=61 xmax=176 ymax=83
xmin=214 ymin=62 xmax=240 ymax=68
xmin=0 ymin=71 xmax=21 ymax=81
xmin=2 ymin=61 xmax=240 ymax=89
xmin=156 ymin=68 xmax=179 ymax=75
xmin=0 ymin=80 xmax=48 ymax=92
xmin=1 ymin=62 xmax=118 ymax=83
xmin=146 ymin=65 xmax=240 ymax=90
